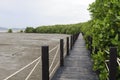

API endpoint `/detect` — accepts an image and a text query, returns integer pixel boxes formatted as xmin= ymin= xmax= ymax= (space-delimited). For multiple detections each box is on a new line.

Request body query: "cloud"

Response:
xmin=0 ymin=0 xmax=95 ymax=28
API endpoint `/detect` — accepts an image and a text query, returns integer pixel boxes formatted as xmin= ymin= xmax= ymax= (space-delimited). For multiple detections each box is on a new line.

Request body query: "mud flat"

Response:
xmin=0 ymin=33 xmax=69 ymax=80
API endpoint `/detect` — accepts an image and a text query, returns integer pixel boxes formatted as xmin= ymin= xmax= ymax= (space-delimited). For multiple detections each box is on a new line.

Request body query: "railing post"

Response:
xmin=109 ymin=47 xmax=117 ymax=80
xmin=70 ymin=35 xmax=73 ymax=50
xmin=77 ymin=33 xmax=79 ymax=39
xmin=90 ymin=37 xmax=92 ymax=54
xmin=74 ymin=34 xmax=76 ymax=41
xmin=88 ymin=36 xmax=92 ymax=54
xmin=42 ymin=46 xmax=49 ymax=80
xmin=94 ymin=47 xmax=98 ymax=54
xmin=60 ymin=39 xmax=64 ymax=67
xmin=82 ymin=32 xmax=84 ymax=36
xmin=75 ymin=33 xmax=77 ymax=40
xmin=76 ymin=33 xmax=78 ymax=41
xmin=66 ymin=37 xmax=69 ymax=56
xmin=73 ymin=34 xmax=75 ymax=45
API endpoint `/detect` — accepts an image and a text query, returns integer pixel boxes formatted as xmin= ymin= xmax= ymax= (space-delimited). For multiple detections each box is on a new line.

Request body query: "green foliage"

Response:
xmin=25 ymin=24 xmax=81 ymax=35
xmin=80 ymin=0 xmax=120 ymax=79
xmin=25 ymin=27 xmax=35 ymax=33
xmin=8 ymin=29 xmax=13 ymax=33
xmin=20 ymin=30 xmax=23 ymax=33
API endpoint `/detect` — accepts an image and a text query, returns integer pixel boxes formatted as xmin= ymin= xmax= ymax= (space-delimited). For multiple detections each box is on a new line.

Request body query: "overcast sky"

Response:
xmin=0 ymin=0 xmax=95 ymax=28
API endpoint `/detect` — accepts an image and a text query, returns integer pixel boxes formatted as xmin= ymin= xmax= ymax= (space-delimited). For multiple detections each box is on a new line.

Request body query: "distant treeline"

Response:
xmin=25 ymin=24 xmax=81 ymax=34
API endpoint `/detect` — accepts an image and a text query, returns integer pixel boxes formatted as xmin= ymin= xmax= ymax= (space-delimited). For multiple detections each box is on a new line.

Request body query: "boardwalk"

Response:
xmin=52 ymin=34 xmax=98 ymax=80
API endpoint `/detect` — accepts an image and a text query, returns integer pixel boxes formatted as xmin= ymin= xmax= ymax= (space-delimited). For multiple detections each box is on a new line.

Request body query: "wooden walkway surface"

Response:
xmin=52 ymin=34 xmax=98 ymax=80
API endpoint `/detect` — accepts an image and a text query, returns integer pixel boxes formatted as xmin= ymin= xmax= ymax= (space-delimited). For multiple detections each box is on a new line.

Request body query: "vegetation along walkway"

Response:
xmin=52 ymin=33 xmax=98 ymax=80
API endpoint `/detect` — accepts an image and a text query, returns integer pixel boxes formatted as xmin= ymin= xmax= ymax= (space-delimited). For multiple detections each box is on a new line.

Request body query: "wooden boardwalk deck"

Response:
xmin=52 ymin=34 xmax=98 ymax=80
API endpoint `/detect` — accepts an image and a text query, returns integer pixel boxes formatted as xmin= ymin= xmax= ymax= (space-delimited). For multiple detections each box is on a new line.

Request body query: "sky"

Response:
xmin=0 ymin=0 xmax=95 ymax=28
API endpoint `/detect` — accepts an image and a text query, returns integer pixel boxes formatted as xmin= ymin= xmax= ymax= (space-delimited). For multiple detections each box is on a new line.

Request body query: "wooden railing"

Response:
xmin=87 ymin=36 xmax=119 ymax=80
xmin=41 ymin=33 xmax=80 ymax=80
xmin=105 ymin=47 xmax=118 ymax=80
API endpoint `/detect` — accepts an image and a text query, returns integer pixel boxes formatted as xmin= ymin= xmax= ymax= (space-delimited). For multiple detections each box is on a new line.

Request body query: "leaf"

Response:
xmin=99 ymin=34 xmax=103 ymax=38
xmin=110 ymin=29 xmax=114 ymax=34
xmin=111 ymin=39 xmax=118 ymax=45
xmin=116 ymin=16 xmax=120 ymax=20
xmin=115 ymin=34 xmax=118 ymax=41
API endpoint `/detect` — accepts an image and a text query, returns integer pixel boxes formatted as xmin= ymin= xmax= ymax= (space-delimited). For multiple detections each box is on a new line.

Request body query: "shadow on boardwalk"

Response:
xmin=52 ymin=34 xmax=98 ymax=80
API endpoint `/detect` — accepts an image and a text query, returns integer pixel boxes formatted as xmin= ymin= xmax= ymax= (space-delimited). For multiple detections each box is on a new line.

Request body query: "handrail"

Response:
xmin=49 ymin=35 xmax=75 ymax=79
xmin=3 ymin=56 xmax=41 ymax=80
xmin=104 ymin=50 xmax=109 ymax=54
xmin=105 ymin=60 xmax=109 ymax=72
xmin=25 ymin=44 xmax=59 ymax=80
xmin=117 ymin=58 xmax=120 ymax=66
xmin=49 ymin=61 xmax=60 ymax=78
xmin=49 ymin=43 xmax=60 ymax=79
xmin=104 ymin=50 xmax=109 ymax=74
xmin=103 ymin=47 xmax=117 ymax=80
xmin=104 ymin=60 xmax=109 ymax=80
xmin=117 ymin=58 xmax=120 ymax=62
xmin=25 ymin=59 xmax=41 ymax=80
xmin=49 ymin=45 xmax=59 ymax=71
xmin=5 ymin=43 xmax=59 ymax=80
xmin=3 ymin=44 xmax=59 ymax=80
xmin=49 ymin=44 xmax=59 ymax=53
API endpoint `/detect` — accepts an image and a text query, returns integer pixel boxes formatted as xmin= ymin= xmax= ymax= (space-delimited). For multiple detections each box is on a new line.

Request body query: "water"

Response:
xmin=0 ymin=30 xmax=23 ymax=33
xmin=0 ymin=30 xmax=7 ymax=32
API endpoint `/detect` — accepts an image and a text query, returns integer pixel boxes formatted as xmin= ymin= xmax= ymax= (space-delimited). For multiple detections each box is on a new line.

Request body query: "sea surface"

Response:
xmin=0 ymin=30 xmax=7 ymax=32
xmin=0 ymin=30 xmax=22 ymax=33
